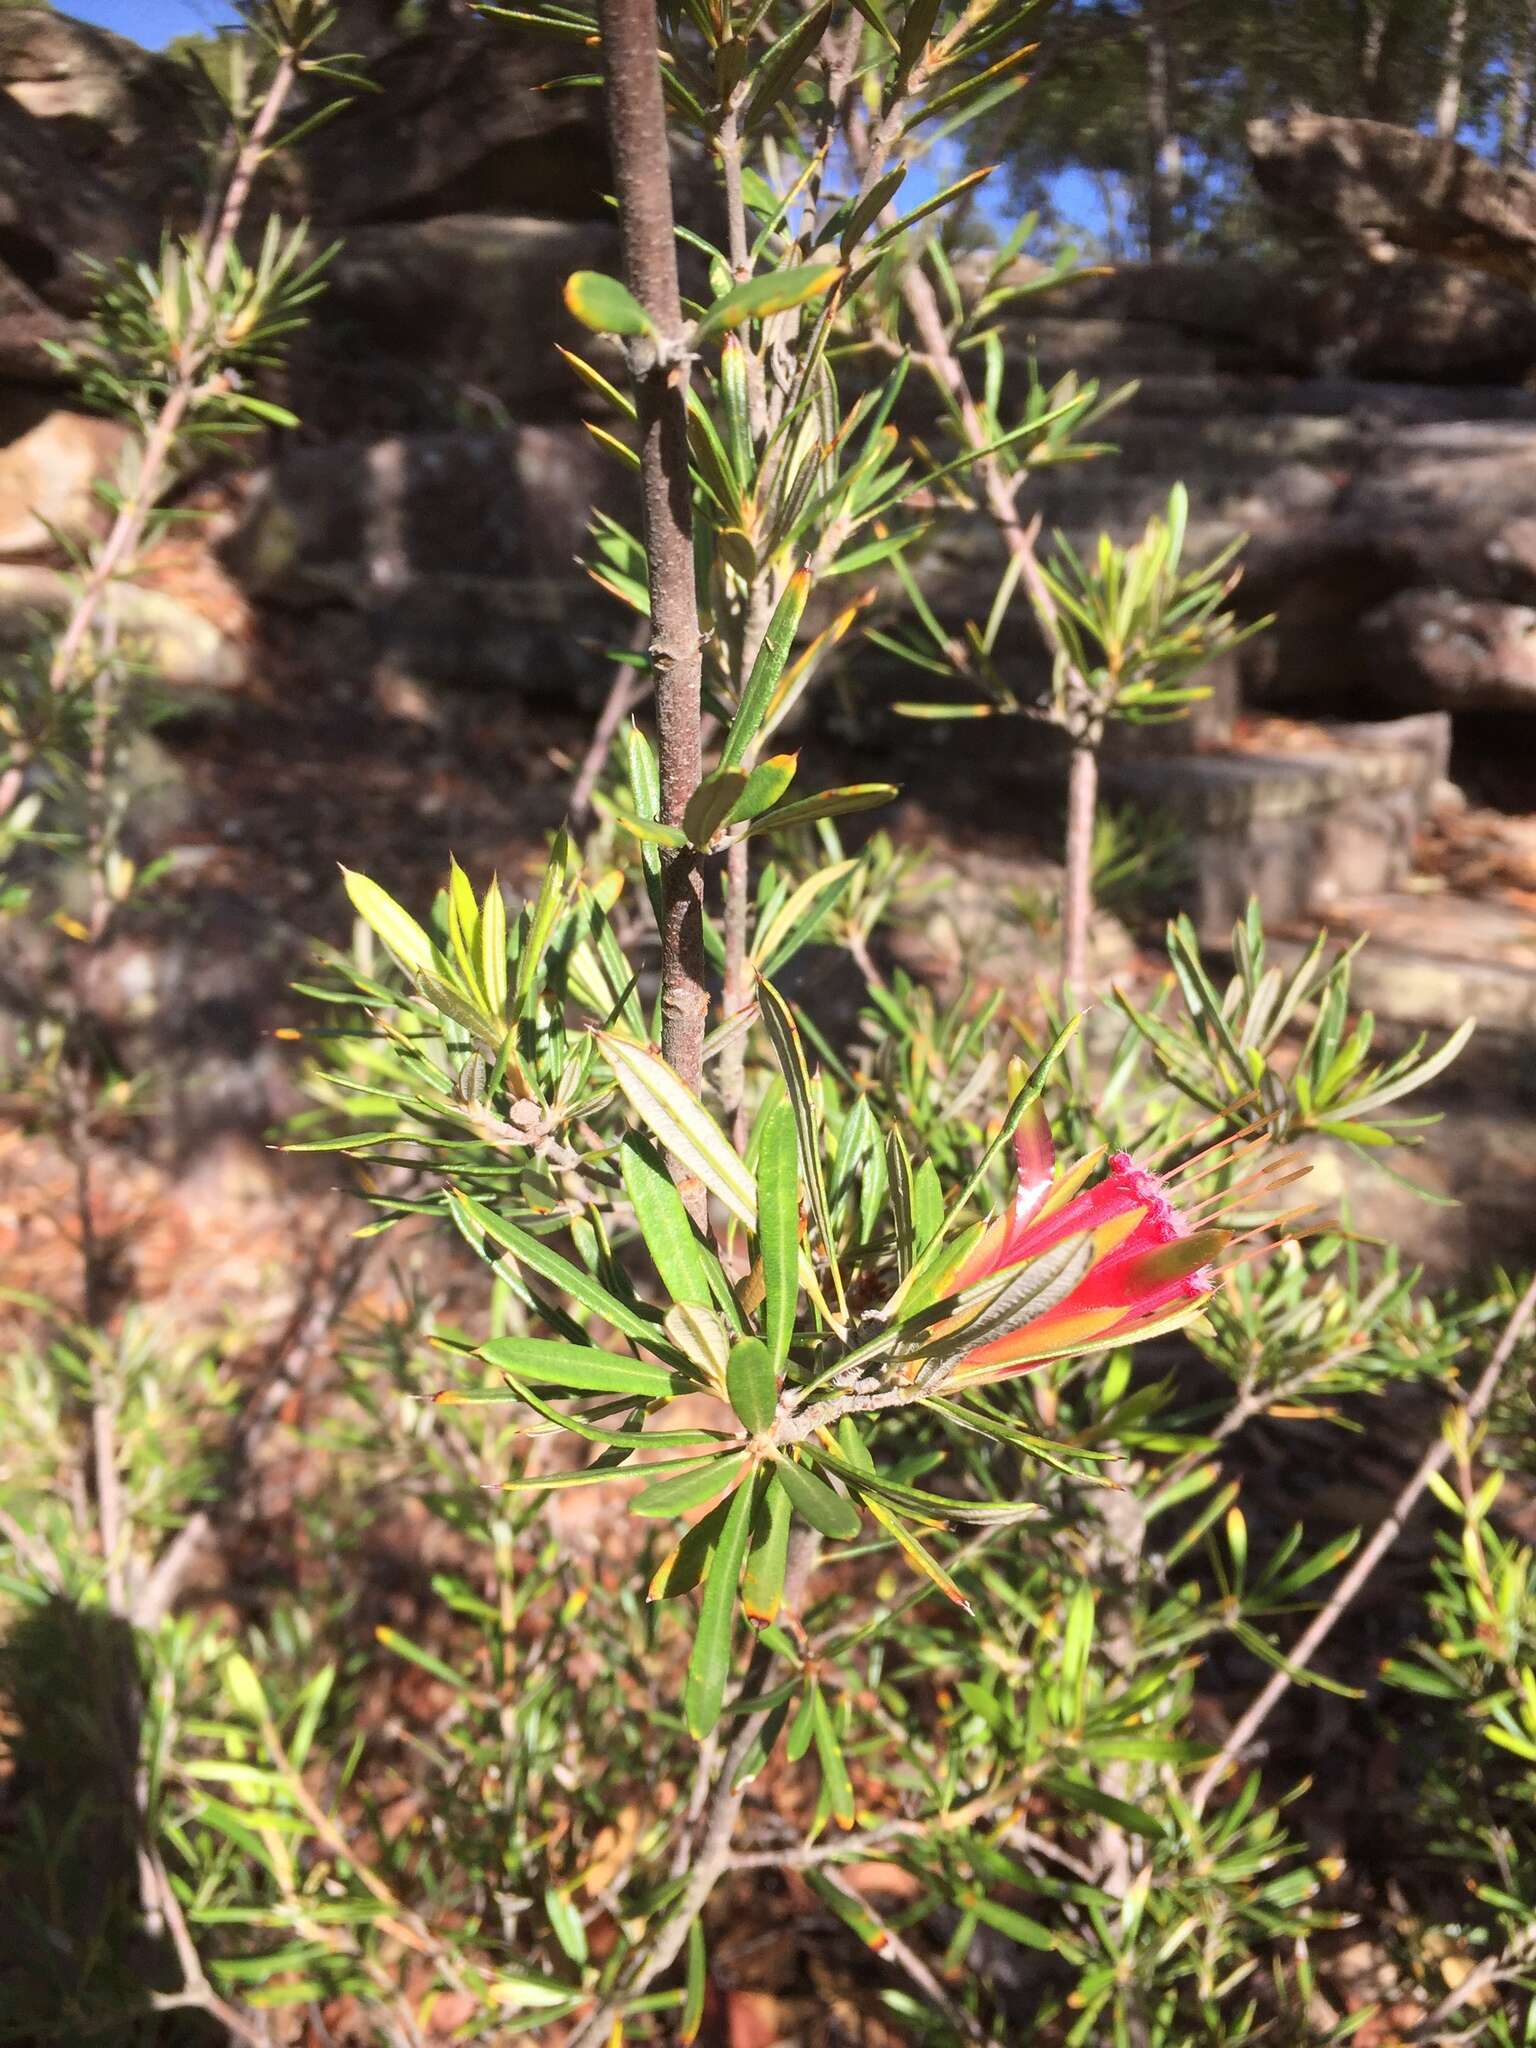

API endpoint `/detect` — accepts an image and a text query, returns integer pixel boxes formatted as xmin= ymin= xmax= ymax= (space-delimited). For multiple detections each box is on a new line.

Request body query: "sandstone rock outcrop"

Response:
xmin=1361 ymin=589 xmax=1536 ymax=711
xmin=0 ymin=5 xmax=196 ymax=211
xmin=292 ymin=215 xmax=624 ymax=434
xmin=0 ymin=565 xmax=245 ymax=689
xmin=295 ymin=7 xmax=610 ymax=225
xmin=224 ymin=427 xmax=618 ymax=691
xmin=1039 ymin=252 xmax=1536 ymax=383
xmin=0 ymin=397 xmax=127 ymax=557
xmin=1248 ymin=113 xmax=1536 ymax=287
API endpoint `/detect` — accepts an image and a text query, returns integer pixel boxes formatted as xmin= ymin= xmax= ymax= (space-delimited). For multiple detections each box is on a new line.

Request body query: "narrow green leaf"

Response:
xmin=479 ymin=876 xmax=509 ymax=1015
xmin=664 ymin=1301 xmax=731 ymax=1385
xmin=719 ymin=332 xmax=754 ymax=483
xmin=625 ymin=722 xmax=666 ymax=929
xmin=776 ymin=1453 xmax=860 ymax=1540
xmin=413 ymin=971 xmax=502 ymax=1053
xmin=804 ymin=1868 xmax=887 ymax=1947
xmin=845 ymin=0 xmax=898 ymax=47
xmin=726 ymin=1337 xmax=778 ymax=1436
xmin=811 ymin=1685 xmax=856 ymax=1828
xmin=728 ymin=752 xmax=798 ymax=823
xmin=967 ymin=1894 xmax=1056 ymax=1952
xmin=1042 ymin=1773 xmax=1167 ymax=1841
xmin=742 ymin=1472 xmax=793 ymax=1623
xmin=650 ymin=1494 xmax=731 ymax=1600
xmin=747 ymin=783 xmax=896 ymax=835
xmin=610 ymin=808 xmax=689 ymax=850
xmin=447 ymin=1189 xmax=672 ymax=1354
xmin=755 ymin=1098 xmax=800 ymax=1373
xmin=682 ymin=1920 xmax=707 ymax=2044
xmin=503 ymin=1377 xmax=720 ymax=1449
xmin=228 ymin=389 xmax=299 ymax=427
xmin=514 ymin=829 xmax=574 ymax=1019
xmin=633 ymin=1454 xmax=747 ymax=1519
xmin=621 ymin=1135 xmax=715 ymax=1307
xmin=222 ymin=1654 xmax=269 ymax=1722
xmin=807 ymin=1443 xmax=1036 ymax=1525
xmin=751 ymin=860 xmax=859 ymax=977
xmin=685 ymin=1473 xmax=758 ymax=1737
xmin=787 ymin=1682 xmax=818 ymax=1761
xmin=694 ymin=264 xmax=842 ymax=345
xmin=839 ymin=164 xmax=906 ymax=255
xmin=487 ymin=1973 xmax=580 ymax=2014
xmin=870 ymin=163 xmax=997 ymax=249
xmin=895 ymin=0 xmax=942 ymax=76
xmin=476 ymin=1336 xmax=678 ymax=1399
xmin=544 ymin=1887 xmax=588 ymax=1966
xmin=740 ymin=1 xmax=835 ymax=129
xmin=341 ymin=867 xmax=435 ymax=977
xmin=755 ymin=975 xmax=845 ymax=1319
xmin=600 ymin=1031 xmax=758 ymax=1229
xmin=720 ymin=570 xmax=811 ymax=771
xmin=862 ymin=1493 xmax=972 ymax=1609
xmin=683 ymin=767 xmax=751 ymax=850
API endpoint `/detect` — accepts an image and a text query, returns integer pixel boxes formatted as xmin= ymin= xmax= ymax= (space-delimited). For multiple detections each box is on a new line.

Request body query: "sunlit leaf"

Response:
xmin=564 ymin=268 xmax=654 ymax=335
xmin=600 ymin=1031 xmax=757 ymax=1229
xmin=685 ymin=1472 xmax=758 ymax=1736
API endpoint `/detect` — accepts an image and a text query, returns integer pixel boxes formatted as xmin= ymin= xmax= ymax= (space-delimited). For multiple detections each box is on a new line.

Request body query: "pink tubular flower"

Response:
xmin=931 ymin=1102 xmax=1231 ymax=1385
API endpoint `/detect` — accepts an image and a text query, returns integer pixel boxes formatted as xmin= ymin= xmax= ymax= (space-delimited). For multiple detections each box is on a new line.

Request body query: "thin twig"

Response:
xmin=48 ymin=55 xmax=297 ymax=698
xmin=1189 ymin=1274 xmax=1536 ymax=1815
xmin=90 ymin=1358 xmax=125 ymax=1612
xmin=0 ymin=1504 xmax=62 ymax=1590
xmin=1412 ymin=1917 xmax=1536 ymax=2040
xmin=844 ymin=109 xmax=1104 ymax=993
xmin=864 ymin=1909 xmax=1001 ymax=2048
xmin=569 ymin=660 xmax=648 ymax=831
xmin=1062 ymin=741 xmax=1097 ymax=994
xmin=145 ymin=1845 xmax=273 ymax=2047
xmin=566 ymin=1531 xmax=822 ymax=2048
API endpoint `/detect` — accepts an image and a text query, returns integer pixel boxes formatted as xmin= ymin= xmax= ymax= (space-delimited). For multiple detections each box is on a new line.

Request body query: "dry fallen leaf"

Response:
xmin=581 ymin=1802 xmax=643 ymax=1894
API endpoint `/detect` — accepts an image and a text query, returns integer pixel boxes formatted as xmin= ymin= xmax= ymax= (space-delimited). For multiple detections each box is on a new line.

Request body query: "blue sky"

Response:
xmin=67 ymin=0 xmax=238 ymax=44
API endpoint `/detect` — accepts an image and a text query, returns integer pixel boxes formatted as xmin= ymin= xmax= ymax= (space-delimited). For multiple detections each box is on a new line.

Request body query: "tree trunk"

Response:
xmin=1434 ymin=0 xmax=1469 ymax=138
xmin=1142 ymin=0 xmax=1180 ymax=260
xmin=595 ymin=0 xmax=709 ymax=1147
xmin=1357 ymin=0 xmax=1387 ymax=115
xmin=1509 ymin=0 xmax=1536 ymax=165
xmin=1061 ymin=742 xmax=1098 ymax=993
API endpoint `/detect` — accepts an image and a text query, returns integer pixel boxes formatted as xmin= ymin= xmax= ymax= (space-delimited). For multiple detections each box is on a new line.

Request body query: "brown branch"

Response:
xmin=1189 ymin=1274 xmax=1536 ymax=1816
xmin=597 ymin=0 xmax=709 ymax=1165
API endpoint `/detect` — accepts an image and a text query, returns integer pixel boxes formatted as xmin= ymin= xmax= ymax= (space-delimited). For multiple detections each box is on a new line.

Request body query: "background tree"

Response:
xmin=975 ymin=0 xmax=1530 ymax=259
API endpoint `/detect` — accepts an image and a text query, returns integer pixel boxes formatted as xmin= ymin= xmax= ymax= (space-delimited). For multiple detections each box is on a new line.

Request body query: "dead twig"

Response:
xmin=1190 ymin=1274 xmax=1536 ymax=1816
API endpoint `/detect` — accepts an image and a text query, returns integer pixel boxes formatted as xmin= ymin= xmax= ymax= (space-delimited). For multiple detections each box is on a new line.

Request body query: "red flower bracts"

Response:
xmin=931 ymin=1102 xmax=1232 ymax=1385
